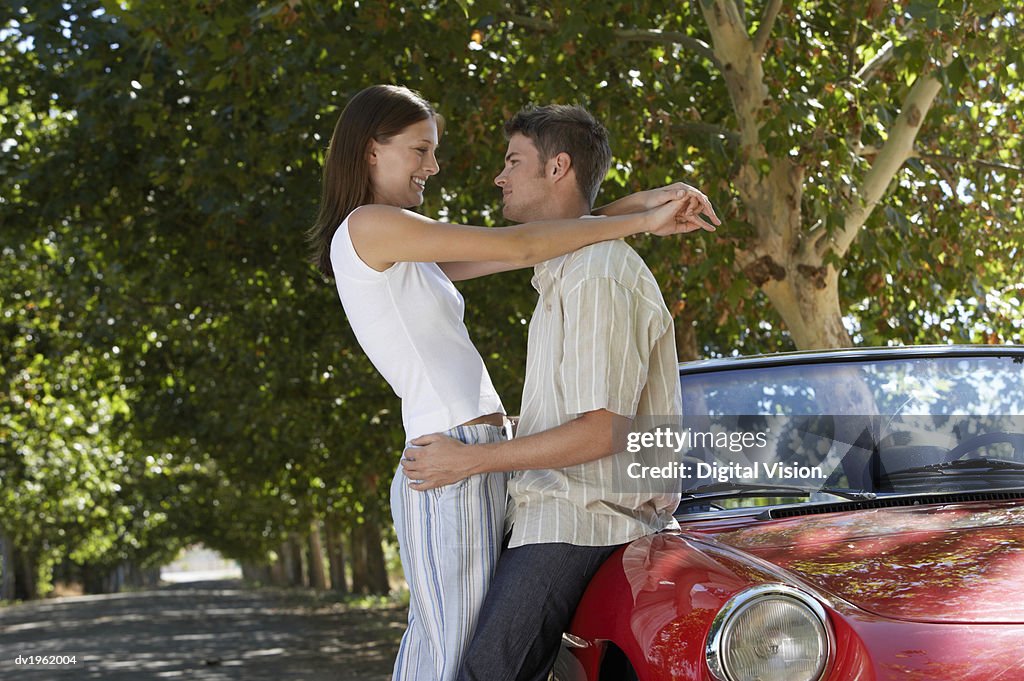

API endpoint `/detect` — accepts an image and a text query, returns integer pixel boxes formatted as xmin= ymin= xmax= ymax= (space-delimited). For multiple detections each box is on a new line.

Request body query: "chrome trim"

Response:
xmin=679 ymin=344 xmax=1024 ymax=376
xmin=560 ymin=632 xmax=590 ymax=649
xmin=705 ymin=583 xmax=833 ymax=681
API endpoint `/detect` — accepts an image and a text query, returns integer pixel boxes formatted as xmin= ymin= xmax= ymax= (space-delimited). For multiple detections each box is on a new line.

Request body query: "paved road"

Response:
xmin=0 ymin=580 xmax=405 ymax=680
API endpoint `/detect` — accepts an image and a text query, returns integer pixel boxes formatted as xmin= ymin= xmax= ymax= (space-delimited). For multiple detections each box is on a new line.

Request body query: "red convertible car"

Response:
xmin=555 ymin=345 xmax=1024 ymax=681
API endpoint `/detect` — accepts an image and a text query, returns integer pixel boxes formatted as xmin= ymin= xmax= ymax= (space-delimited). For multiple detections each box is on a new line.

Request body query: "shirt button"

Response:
xmin=545 ymin=304 xmax=552 ymax=311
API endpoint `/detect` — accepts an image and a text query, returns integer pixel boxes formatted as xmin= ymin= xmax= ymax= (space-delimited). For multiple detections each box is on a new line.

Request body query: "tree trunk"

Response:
xmin=81 ymin=563 xmax=102 ymax=595
xmin=240 ymin=561 xmax=273 ymax=585
xmin=761 ymin=266 xmax=853 ymax=349
xmin=0 ymin=532 xmax=15 ymax=601
xmin=14 ymin=546 xmax=37 ymax=601
xmin=307 ymin=520 xmax=328 ymax=590
xmin=279 ymin=540 xmax=295 ymax=587
xmin=733 ymin=161 xmax=853 ymax=350
xmin=269 ymin=547 xmax=288 ymax=587
xmin=324 ymin=514 xmax=348 ymax=595
xmin=107 ymin=563 xmax=125 ymax=593
xmin=675 ymin=308 xmax=701 ymax=362
xmin=123 ymin=562 xmax=161 ymax=589
xmin=350 ymin=511 xmax=390 ymax=595
xmin=349 ymin=524 xmax=369 ymax=594
xmin=288 ymin=535 xmax=307 ymax=587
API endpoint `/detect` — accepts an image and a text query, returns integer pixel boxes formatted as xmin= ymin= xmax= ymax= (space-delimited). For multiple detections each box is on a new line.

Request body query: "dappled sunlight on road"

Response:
xmin=0 ymin=580 xmax=404 ymax=680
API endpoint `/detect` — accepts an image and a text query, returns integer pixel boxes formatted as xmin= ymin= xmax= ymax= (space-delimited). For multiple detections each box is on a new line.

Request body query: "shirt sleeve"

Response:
xmin=559 ymin=276 xmax=669 ymax=418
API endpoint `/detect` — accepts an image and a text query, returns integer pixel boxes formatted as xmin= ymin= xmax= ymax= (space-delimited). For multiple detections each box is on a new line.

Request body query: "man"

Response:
xmin=401 ymin=104 xmax=718 ymax=681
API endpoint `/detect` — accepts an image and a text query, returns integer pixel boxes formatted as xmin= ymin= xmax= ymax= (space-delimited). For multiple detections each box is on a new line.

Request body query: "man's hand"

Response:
xmin=401 ymin=433 xmax=481 ymax=491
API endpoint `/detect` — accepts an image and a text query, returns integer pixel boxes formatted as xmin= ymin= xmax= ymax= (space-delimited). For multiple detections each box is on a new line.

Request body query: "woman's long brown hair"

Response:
xmin=307 ymin=85 xmax=439 ymax=278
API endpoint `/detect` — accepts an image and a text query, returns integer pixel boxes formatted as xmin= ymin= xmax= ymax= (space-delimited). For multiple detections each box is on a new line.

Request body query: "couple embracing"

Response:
xmin=308 ymin=84 xmax=719 ymax=681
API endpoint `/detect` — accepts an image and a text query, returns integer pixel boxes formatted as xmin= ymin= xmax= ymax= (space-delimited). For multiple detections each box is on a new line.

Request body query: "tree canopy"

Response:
xmin=1 ymin=0 xmax=1020 ymax=598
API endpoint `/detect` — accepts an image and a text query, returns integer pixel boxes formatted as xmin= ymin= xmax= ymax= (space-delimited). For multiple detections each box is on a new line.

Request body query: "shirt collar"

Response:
xmin=530 ymin=214 xmax=601 ymax=294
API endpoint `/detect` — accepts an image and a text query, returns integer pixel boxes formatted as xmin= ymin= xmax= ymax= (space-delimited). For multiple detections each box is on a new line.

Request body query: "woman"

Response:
xmin=307 ymin=84 xmax=706 ymax=681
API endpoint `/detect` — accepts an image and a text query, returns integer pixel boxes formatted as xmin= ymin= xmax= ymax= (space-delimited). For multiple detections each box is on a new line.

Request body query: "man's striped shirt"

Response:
xmin=507 ymin=238 xmax=683 ymax=548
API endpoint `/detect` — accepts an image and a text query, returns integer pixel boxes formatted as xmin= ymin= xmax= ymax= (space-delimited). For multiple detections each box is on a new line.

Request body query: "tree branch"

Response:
xmin=502 ymin=13 xmax=719 ymax=65
xmin=733 ymin=0 xmax=747 ymax=30
xmin=916 ymin=153 xmax=1022 ymax=174
xmin=612 ymin=27 xmax=718 ymax=64
xmin=671 ymin=120 xmax=742 ymax=145
xmin=854 ymin=22 xmax=919 ymax=84
xmin=698 ymin=0 xmax=765 ymax=149
xmin=857 ymin=147 xmax=1024 ymax=173
xmin=854 ymin=40 xmax=895 ymax=83
xmin=924 ymin=155 xmax=960 ymax=194
xmin=752 ymin=0 xmax=783 ymax=57
xmin=831 ymin=49 xmax=954 ymax=259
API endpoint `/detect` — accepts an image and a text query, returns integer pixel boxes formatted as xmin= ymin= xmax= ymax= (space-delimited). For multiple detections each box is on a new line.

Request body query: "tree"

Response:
xmin=461 ymin=0 xmax=1022 ymax=352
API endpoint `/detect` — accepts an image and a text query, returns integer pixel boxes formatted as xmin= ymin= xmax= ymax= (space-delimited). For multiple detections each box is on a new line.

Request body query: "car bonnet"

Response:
xmin=694 ymin=500 xmax=1024 ymax=624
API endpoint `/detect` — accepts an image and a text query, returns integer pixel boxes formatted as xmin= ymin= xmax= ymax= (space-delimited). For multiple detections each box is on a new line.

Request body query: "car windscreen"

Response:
xmin=644 ymin=354 xmax=1024 ymax=505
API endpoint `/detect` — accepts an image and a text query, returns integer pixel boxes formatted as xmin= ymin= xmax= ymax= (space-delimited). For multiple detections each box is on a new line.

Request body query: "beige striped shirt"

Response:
xmin=507 ymin=238 xmax=682 ymax=548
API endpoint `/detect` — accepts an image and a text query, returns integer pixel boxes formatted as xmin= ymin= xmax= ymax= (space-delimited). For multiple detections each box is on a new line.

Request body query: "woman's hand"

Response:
xmin=645 ymin=194 xmax=720 ymax=236
xmin=643 ymin=182 xmax=720 ymax=229
xmin=596 ymin=181 xmax=721 ymax=229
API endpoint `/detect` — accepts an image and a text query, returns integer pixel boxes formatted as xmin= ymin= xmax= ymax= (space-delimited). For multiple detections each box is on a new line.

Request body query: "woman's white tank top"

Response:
xmin=329 ymin=213 xmax=504 ymax=441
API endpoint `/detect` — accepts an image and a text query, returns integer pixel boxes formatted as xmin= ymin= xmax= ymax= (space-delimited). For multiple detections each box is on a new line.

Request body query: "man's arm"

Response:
xmin=400 ymin=409 xmax=632 ymax=491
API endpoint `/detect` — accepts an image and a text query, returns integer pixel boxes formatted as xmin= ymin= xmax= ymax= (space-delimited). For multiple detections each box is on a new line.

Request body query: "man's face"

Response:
xmin=494 ymin=133 xmax=551 ymax=223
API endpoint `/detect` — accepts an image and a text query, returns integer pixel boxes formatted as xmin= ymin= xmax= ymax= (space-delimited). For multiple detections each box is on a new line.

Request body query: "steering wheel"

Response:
xmin=942 ymin=431 xmax=1024 ymax=463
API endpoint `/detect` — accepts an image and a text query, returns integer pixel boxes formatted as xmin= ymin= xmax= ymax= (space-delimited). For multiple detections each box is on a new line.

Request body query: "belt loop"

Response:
xmin=502 ymin=416 xmax=514 ymax=441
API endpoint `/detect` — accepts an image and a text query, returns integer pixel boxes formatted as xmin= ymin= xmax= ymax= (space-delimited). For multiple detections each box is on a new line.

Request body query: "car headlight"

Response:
xmin=706 ymin=584 xmax=832 ymax=681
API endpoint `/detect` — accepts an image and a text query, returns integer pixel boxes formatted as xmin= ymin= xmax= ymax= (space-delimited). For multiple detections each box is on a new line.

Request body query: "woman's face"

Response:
xmin=367 ymin=117 xmax=440 ymax=208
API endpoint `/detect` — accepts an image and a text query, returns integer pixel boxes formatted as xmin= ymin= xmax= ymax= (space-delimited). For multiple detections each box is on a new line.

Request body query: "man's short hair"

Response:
xmin=503 ymin=105 xmax=612 ymax=208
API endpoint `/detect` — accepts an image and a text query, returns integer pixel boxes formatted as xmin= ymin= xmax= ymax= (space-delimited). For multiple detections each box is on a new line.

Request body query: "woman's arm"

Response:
xmin=437 ymin=260 xmax=520 ymax=282
xmin=437 ymin=184 xmax=723 ymax=282
xmin=348 ymin=198 xmax=702 ymax=272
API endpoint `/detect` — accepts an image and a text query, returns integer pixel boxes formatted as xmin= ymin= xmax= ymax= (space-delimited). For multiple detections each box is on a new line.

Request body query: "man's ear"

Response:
xmin=549 ymin=152 xmax=572 ymax=180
